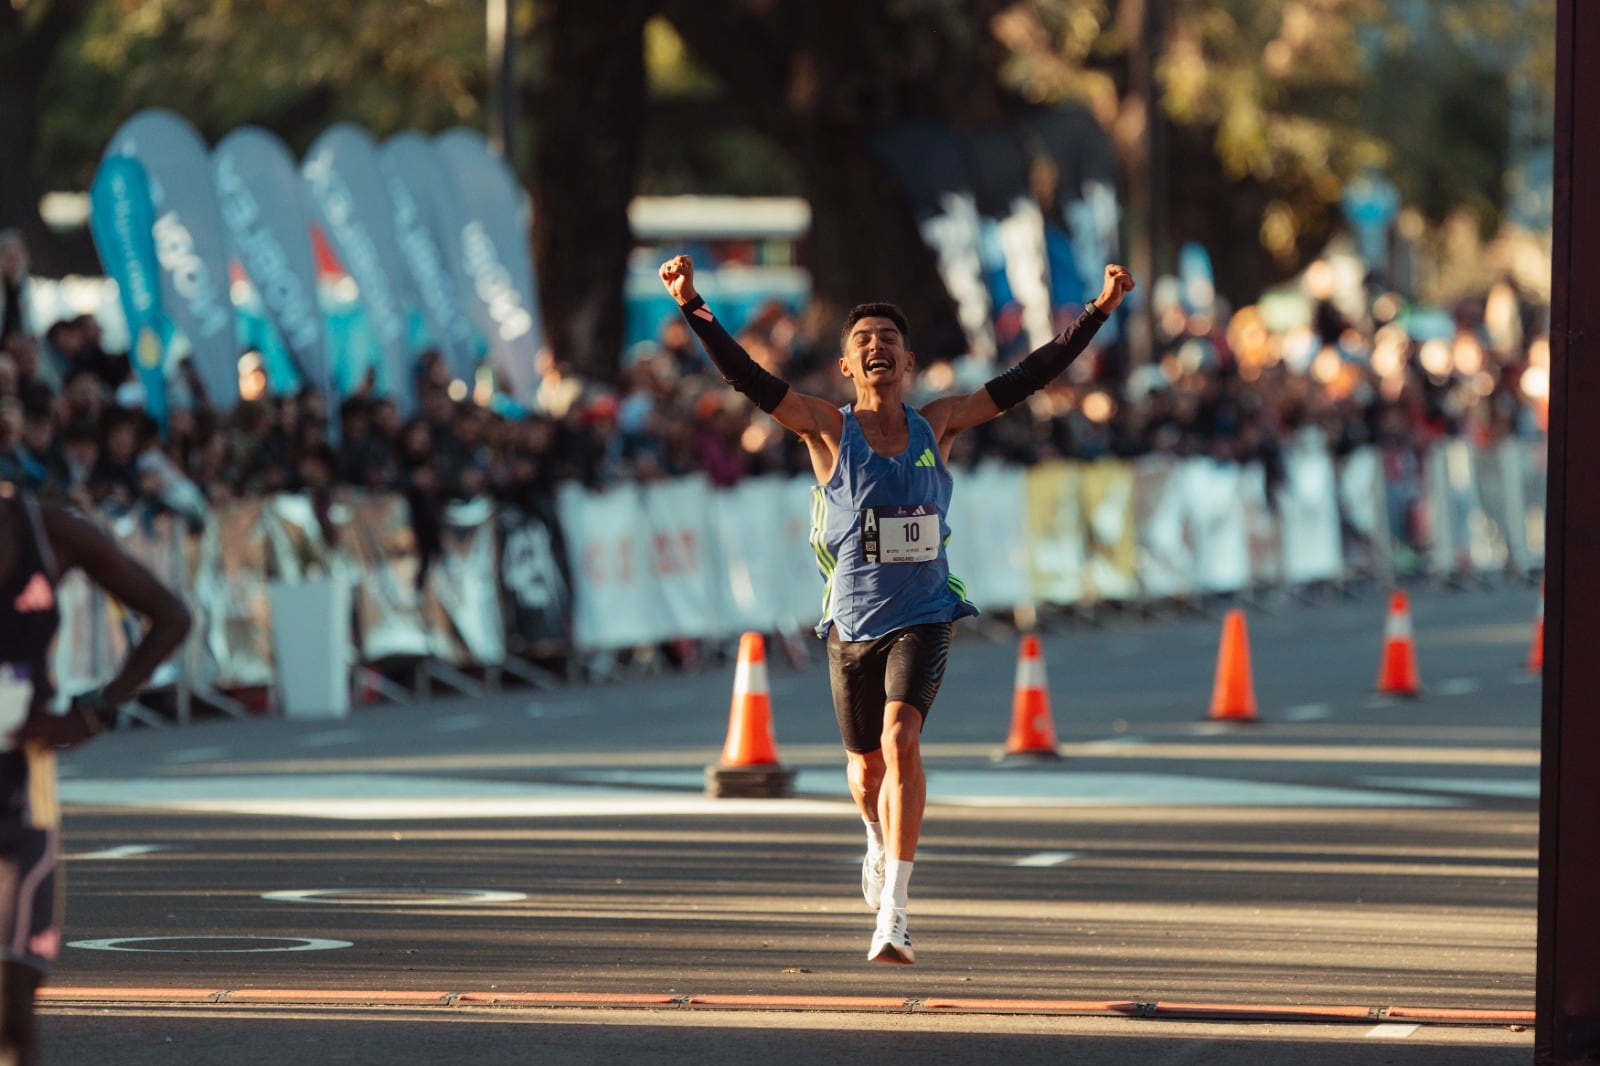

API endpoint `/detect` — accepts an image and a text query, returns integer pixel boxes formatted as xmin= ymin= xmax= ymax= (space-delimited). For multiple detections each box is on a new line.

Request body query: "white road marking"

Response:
xmin=1014 ymin=852 xmax=1079 ymax=867
xmin=65 ymin=844 xmax=167 ymax=860
xmin=1437 ymin=677 xmax=1482 ymax=697
xmin=429 ymin=715 xmax=488 ymax=733
xmin=1284 ymin=703 xmax=1332 ymax=722
xmin=1366 ymin=1023 xmax=1419 ymax=1038
xmin=69 ymin=936 xmax=351 ymax=953
xmin=1363 ymin=695 xmax=1397 ymax=710
xmin=60 ymin=768 xmax=1462 ymax=820
xmin=1189 ymin=722 xmax=1234 ymax=735
xmin=262 ymin=888 xmax=526 ymax=906
xmin=296 ymin=729 xmax=364 ymax=748
xmin=164 ymin=746 xmax=232 ymax=765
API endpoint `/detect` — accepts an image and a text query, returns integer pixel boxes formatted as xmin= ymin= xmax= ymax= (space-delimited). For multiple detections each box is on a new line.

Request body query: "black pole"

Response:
xmin=1535 ymin=1 xmax=1600 ymax=1062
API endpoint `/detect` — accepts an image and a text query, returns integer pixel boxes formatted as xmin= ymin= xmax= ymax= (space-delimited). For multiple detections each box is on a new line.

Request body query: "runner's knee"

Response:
xmin=847 ymin=751 xmax=884 ymax=795
xmin=880 ymin=710 xmax=921 ymax=767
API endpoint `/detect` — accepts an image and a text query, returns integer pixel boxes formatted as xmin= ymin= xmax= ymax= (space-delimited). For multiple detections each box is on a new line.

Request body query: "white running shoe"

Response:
xmin=868 ymin=907 xmax=914 ymax=965
xmin=862 ymin=851 xmax=886 ymax=910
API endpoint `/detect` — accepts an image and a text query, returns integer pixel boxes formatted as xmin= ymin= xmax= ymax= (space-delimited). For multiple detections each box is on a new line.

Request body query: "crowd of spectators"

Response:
xmin=0 ymin=226 xmax=1549 ymax=570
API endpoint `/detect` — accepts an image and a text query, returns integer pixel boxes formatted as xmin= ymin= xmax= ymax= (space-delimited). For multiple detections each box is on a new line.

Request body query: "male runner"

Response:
xmin=0 ymin=483 xmax=190 ymax=1063
xmin=661 ymin=255 xmax=1134 ymax=964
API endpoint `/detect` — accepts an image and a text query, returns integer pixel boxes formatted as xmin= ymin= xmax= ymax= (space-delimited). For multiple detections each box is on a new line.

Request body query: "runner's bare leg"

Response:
xmin=878 ymin=701 xmax=925 ymax=860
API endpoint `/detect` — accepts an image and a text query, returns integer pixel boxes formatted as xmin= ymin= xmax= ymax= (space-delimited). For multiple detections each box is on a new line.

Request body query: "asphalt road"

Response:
xmin=36 ymin=581 xmax=1543 ymax=1064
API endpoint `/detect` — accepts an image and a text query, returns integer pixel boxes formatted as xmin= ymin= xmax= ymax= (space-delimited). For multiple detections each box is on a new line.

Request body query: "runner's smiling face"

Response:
xmin=840 ymin=317 xmax=914 ymax=386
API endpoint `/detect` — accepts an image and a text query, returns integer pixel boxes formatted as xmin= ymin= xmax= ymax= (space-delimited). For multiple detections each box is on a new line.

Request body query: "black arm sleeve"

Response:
xmin=983 ymin=303 xmax=1109 ymax=412
xmin=679 ymin=295 xmax=790 ymax=414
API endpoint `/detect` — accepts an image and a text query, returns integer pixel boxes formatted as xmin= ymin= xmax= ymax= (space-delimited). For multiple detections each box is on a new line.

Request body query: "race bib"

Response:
xmin=0 ymin=664 xmax=33 ymax=738
xmin=861 ymin=504 xmax=939 ymax=563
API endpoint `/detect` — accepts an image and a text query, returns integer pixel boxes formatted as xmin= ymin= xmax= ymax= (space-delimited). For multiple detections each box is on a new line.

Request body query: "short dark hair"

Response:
xmin=840 ymin=303 xmax=910 ymax=351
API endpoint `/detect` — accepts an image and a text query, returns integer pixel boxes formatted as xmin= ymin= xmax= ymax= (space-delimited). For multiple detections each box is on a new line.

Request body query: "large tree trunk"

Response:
xmin=0 ymin=0 xmax=95 ymax=277
xmin=528 ymin=0 xmax=654 ymax=383
xmin=796 ymin=132 xmax=966 ymax=359
xmin=661 ymin=0 xmax=1013 ymax=360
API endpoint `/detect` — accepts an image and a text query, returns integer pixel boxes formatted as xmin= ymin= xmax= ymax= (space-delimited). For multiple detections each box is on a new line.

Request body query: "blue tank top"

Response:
xmin=810 ymin=405 xmax=977 ymax=640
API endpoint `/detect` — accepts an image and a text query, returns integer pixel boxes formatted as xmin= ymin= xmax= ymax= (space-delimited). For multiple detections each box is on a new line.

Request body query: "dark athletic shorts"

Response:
xmin=827 ymin=621 xmax=953 ymax=754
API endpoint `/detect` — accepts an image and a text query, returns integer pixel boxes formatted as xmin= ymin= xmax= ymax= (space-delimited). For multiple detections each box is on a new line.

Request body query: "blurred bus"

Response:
xmin=625 ymin=195 xmax=811 ymax=347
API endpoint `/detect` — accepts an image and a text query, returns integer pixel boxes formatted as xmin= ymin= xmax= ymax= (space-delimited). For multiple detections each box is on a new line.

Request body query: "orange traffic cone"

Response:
xmin=999 ymin=634 xmax=1061 ymax=761
xmin=1209 ymin=609 xmax=1258 ymax=722
xmin=1376 ymin=590 xmax=1422 ymax=696
xmin=1528 ymin=580 xmax=1545 ymax=673
xmin=705 ymin=633 xmax=796 ymax=798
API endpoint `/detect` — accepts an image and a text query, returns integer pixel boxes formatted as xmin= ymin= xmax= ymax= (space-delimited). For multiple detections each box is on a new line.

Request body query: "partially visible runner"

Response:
xmin=660 ymin=256 xmax=1135 ymax=963
xmin=0 ymin=482 xmax=190 ymax=1064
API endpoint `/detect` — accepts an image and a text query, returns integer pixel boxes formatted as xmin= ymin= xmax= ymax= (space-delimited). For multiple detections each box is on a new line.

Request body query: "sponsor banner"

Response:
xmin=88 ymin=154 xmax=173 ymax=430
xmin=379 ymin=132 xmax=483 ymax=383
xmin=336 ymin=494 xmax=432 ymax=661
xmin=303 ymin=123 xmax=417 ymax=414
xmin=420 ymin=497 xmax=506 ymax=666
xmin=638 ymin=476 xmax=723 ymax=640
xmin=191 ymin=499 xmax=277 ymax=687
xmin=1240 ymin=462 xmax=1282 ymax=589
xmin=1508 ymin=438 xmax=1546 ymax=573
xmin=105 ymin=109 xmax=240 ymax=411
xmin=708 ymin=479 xmax=782 ymax=634
xmin=558 ymin=482 xmax=670 ymax=651
xmin=434 ymin=128 xmax=542 ymax=404
xmin=497 ymin=499 xmax=573 ymax=653
xmin=1278 ymin=432 xmax=1344 ymax=585
xmin=1131 ymin=455 xmax=1194 ymax=600
xmin=1079 ymin=460 xmax=1139 ymax=602
xmin=1023 ymin=460 xmax=1086 ymax=606
xmin=947 ymin=462 xmax=1031 ymax=610
xmin=1426 ymin=439 xmax=1496 ymax=578
xmin=1337 ymin=446 xmax=1394 ymax=584
xmin=707 ymin=475 xmax=822 ymax=635
xmin=105 ymin=509 xmax=191 ymax=688
xmin=213 ymin=127 xmax=335 ymax=402
xmin=1182 ymin=459 xmax=1250 ymax=594
xmin=51 ymin=572 xmax=112 ymax=700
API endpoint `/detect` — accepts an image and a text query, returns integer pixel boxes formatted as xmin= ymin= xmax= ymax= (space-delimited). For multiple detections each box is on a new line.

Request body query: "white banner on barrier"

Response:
xmin=426 ymin=497 xmax=507 ymax=666
xmin=948 ymin=462 xmax=1031 ymax=610
xmin=1278 ymin=433 xmax=1343 ymax=585
xmin=1427 ymin=439 xmax=1497 ymax=577
xmin=1024 ymin=461 xmax=1087 ymax=606
xmin=1337 ymin=446 xmax=1393 ymax=582
xmin=639 ymin=476 xmax=723 ymax=640
xmin=1081 ymin=460 xmax=1139 ymax=602
xmin=1133 ymin=455 xmax=1193 ymax=600
xmin=1184 ymin=459 xmax=1251 ymax=594
xmin=709 ymin=476 xmax=817 ymax=634
xmin=1240 ymin=462 xmax=1282 ymax=589
xmin=559 ymin=483 xmax=670 ymax=651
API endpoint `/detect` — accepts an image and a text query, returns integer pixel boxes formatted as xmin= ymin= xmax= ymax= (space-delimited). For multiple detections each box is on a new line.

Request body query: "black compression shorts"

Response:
xmin=827 ymin=622 xmax=953 ymax=754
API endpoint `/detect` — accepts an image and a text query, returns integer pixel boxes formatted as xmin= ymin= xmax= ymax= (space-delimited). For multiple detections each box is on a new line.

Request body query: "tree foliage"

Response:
xmin=2 ymin=0 xmax=1555 ymax=367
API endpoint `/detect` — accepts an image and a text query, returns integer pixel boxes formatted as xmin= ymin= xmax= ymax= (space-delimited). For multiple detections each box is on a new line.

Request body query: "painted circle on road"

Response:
xmin=261 ymin=888 xmax=527 ymax=907
xmin=69 ymin=936 xmax=352 ymax=953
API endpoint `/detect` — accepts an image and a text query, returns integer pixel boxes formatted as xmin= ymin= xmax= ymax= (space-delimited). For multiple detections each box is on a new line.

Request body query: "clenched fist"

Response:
xmin=659 ymin=255 xmax=699 ymax=307
xmin=1094 ymin=265 xmax=1136 ymax=313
